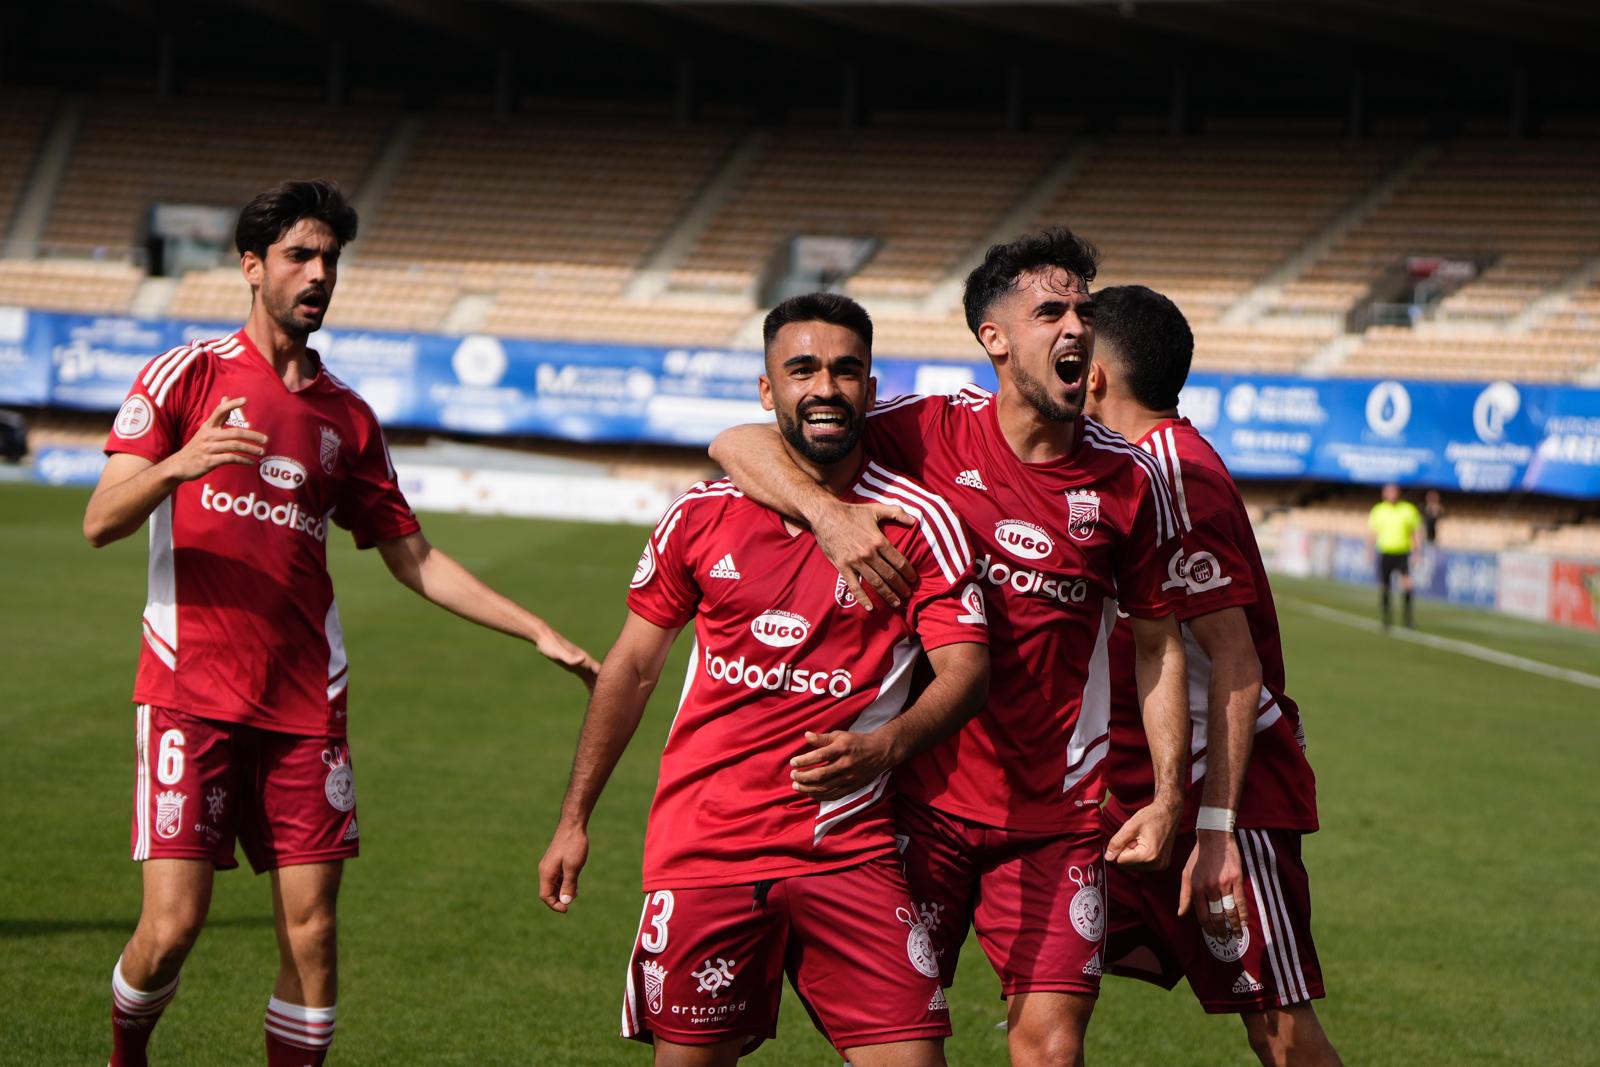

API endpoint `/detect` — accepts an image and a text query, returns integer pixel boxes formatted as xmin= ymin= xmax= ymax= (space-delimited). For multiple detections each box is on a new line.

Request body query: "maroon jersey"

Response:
xmin=864 ymin=387 xmax=1181 ymax=834
xmin=626 ymin=463 xmax=988 ymax=891
xmin=1105 ymin=418 xmax=1317 ymax=832
xmin=104 ymin=329 xmax=420 ymax=737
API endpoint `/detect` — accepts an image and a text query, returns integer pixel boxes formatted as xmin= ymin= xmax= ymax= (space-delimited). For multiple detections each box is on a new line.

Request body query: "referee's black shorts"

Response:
xmin=1377 ymin=552 xmax=1410 ymax=585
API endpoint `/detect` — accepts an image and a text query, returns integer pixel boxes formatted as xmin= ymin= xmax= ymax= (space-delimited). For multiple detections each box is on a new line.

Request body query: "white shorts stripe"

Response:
xmin=1252 ymin=829 xmax=1312 ymax=1003
xmin=134 ymin=705 xmax=151 ymax=861
xmin=620 ymin=897 xmax=652 ymax=1037
xmin=1239 ymin=830 xmax=1288 ymax=1002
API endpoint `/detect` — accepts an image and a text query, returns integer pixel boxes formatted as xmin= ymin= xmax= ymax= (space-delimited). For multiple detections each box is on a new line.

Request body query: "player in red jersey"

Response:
xmin=84 ymin=180 xmax=599 ymax=1067
xmin=539 ymin=293 xmax=990 ymax=1065
xmin=710 ymin=231 xmax=1191 ymax=1066
xmin=1085 ymin=285 xmax=1344 ymax=1066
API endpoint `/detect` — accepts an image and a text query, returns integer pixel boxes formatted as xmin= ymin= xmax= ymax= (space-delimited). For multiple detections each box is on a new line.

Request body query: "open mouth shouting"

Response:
xmin=295 ymin=288 xmax=329 ymax=318
xmin=1054 ymin=347 xmax=1088 ymax=391
xmin=800 ymin=401 xmax=854 ymax=438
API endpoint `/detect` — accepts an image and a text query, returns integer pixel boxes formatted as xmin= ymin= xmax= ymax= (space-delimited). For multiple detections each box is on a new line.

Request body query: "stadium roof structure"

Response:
xmin=7 ymin=0 xmax=1600 ymax=126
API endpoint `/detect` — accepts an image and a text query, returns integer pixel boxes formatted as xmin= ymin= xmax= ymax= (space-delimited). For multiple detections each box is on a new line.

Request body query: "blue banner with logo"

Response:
xmin=2 ymin=307 xmax=1595 ymax=497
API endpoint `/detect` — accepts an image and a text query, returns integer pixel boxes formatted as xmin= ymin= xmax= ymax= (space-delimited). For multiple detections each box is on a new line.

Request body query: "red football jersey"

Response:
xmin=864 ymin=387 xmax=1182 ymax=834
xmin=1104 ymin=418 xmax=1317 ymax=832
xmin=104 ymin=329 xmax=420 ymax=737
xmin=626 ymin=461 xmax=988 ymax=891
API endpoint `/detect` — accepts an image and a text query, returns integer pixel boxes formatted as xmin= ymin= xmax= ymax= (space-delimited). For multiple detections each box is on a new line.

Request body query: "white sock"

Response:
xmin=111 ymin=955 xmax=179 ymax=1015
xmin=264 ymin=997 xmax=336 ymax=1051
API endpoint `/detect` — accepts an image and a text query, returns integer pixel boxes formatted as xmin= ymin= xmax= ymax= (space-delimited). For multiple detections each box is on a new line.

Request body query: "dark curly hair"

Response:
xmin=962 ymin=227 xmax=1100 ymax=340
xmin=234 ymin=178 xmax=358 ymax=259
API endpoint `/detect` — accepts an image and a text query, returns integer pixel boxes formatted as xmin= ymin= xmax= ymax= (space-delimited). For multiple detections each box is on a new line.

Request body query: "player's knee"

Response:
xmin=141 ymin=910 xmax=205 ymax=967
xmin=1009 ymin=1019 xmax=1085 ymax=1067
xmin=1244 ymin=1008 xmax=1329 ymax=1067
xmin=283 ymin=907 xmax=338 ymax=958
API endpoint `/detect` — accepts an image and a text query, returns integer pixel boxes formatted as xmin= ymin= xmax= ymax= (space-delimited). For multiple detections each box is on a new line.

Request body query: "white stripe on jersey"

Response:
xmin=151 ymin=345 xmax=206 ymax=407
xmin=325 ymin=599 xmax=349 ymax=701
xmin=1145 ymin=427 xmax=1193 ymax=532
xmin=141 ymin=344 xmax=195 ymax=389
xmin=142 ymin=497 xmax=177 ymax=669
xmin=1064 ymin=597 xmax=1118 ymax=794
xmin=814 ymin=636 xmax=919 ymax=843
xmin=856 ymin=462 xmax=971 ymax=585
xmin=653 ymin=480 xmax=742 ymax=553
xmin=1082 ymin=419 xmax=1180 ymax=542
xmin=866 ymin=393 xmax=928 ymax=419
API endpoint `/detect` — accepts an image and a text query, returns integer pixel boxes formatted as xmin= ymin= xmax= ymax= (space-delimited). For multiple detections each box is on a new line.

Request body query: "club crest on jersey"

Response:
xmin=640 ymin=960 xmax=668 ymax=1014
xmin=154 ymin=790 xmax=186 ymax=840
xmin=955 ymin=582 xmax=987 ymax=625
xmin=693 ymin=957 xmax=737 ymax=997
xmin=833 ymin=574 xmax=858 ymax=610
xmin=322 ymin=747 xmax=355 ymax=812
xmin=1203 ymin=925 xmax=1250 ymax=962
xmin=750 ymin=609 xmax=810 ymax=648
xmin=1065 ymin=489 xmax=1100 ymax=542
xmin=318 ymin=425 xmax=342 ymax=474
xmin=994 ymin=519 xmax=1054 ymax=561
xmin=1068 ymin=865 xmax=1105 ymax=943
xmin=631 ymin=541 xmax=657 ymax=589
xmin=897 ymin=907 xmax=941 ymax=979
xmin=115 ymin=395 xmax=154 ymax=439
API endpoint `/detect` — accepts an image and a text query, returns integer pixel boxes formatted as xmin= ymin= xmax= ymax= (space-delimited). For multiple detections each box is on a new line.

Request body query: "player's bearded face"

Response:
xmin=257 ymin=218 xmax=339 ymax=338
xmin=994 ymin=269 xmax=1094 ymax=424
xmin=777 ymin=392 xmax=865 ymax=465
xmin=763 ymin=320 xmax=873 ymax=468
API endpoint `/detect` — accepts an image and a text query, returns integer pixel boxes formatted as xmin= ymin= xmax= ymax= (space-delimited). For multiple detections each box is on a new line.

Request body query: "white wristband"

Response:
xmin=1195 ymin=806 xmax=1236 ymax=833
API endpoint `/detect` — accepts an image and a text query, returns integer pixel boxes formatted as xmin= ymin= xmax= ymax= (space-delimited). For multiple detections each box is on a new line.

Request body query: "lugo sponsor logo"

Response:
xmin=975 ymin=553 xmax=1088 ymax=605
xmin=994 ymin=519 xmax=1054 ymax=561
xmin=704 ymin=652 xmax=853 ymax=698
xmin=200 ymin=484 xmax=327 ymax=542
xmin=258 ymin=455 xmax=308 ymax=491
xmin=750 ymin=609 xmax=810 ymax=647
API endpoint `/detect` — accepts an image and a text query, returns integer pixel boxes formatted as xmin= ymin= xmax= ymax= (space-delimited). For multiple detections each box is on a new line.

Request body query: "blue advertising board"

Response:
xmin=2 ymin=306 xmax=1595 ymax=497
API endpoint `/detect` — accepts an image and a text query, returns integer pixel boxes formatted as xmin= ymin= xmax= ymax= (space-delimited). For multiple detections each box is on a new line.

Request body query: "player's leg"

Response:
xmin=112 ymin=859 xmax=214 ymax=1067
xmin=782 ymin=856 xmax=950 ymax=1064
xmin=1004 ymin=992 xmax=1095 ymax=1067
xmin=1399 ymin=562 xmax=1415 ymax=628
xmin=246 ymin=732 xmax=360 ymax=1066
xmin=652 ymin=1037 xmax=746 ymax=1067
xmin=969 ymin=828 xmax=1105 ymax=1067
xmin=1240 ymin=1004 xmax=1344 ymax=1067
xmin=1376 ymin=557 xmax=1393 ymax=628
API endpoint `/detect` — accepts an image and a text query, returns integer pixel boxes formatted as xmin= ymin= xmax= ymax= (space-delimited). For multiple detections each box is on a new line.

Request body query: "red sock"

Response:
xmin=110 ymin=956 xmax=179 ymax=1067
xmin=264 ymin=997 xmax=335 ymax=1066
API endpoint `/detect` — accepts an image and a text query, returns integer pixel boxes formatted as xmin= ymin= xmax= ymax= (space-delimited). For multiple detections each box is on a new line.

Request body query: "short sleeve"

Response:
xmin=882 ymin=493 xmax=987 ymax=652
xmin=625 ymin=494 xmax=704 ymax=630
xmin=1114 ymin=471 xmax=1182 ymax=619
xmin=104 ymin=345 xmax=207 ymax=463
xmin=336 ymin=410 xmax=420 ymax=549
xmin=1169 ymin=467 xmax=1259 ymax=622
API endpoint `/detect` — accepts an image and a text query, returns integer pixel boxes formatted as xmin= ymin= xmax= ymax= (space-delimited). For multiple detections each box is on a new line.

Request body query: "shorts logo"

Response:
xmin=833 ymin=574 xmax=858 ymax=609
xmin=342 ymin=816 xmax=359 ymax=842
xmin=928 ymin=987 xmax=949 ymax=1012
xmin=631 ymin=541 xmax=657 ymax=589
xmin=322 ymin=748 xmax=355 ymax=812
xmin=1082 ymin=950 xmax=1103 ymax=977
xmin=750 ymin=609 xmax=810 ymax=648
xmin=259 ymin=456 xmax=308 ymax=491
xmin=1066 ymin=489 xmax=1100 ymax=542
xmin=1232 ymin=969 xmax=1264 ymax=994
xmin=1203 ymin=925 xmax=1250 ymax=963
xmin=319 ymin=425 xmax=342 ymax=474
xmin=114 ymin=396 xmax=154 ymax=439
xmin=692 ymin=957 xmax=737 ymax=997
xmin=955 ymin=582 xmax=987 ymax=625
xmin=640 ymin=960 xmax=668 ymax=1014
xmin=917 ymin=900 xmax=946 ymax=932
xmin=154 ymin=790 xmax=186 ymax=840
xmin=994 ymin=519 xmax=1054 ymax=561
xmin=205 ymin=787 xmax=227 ymax=822
xmin=898 ymin=906 xmax=941 ymax=979
xmin=1067 ymin=865 xmax=1105 ymax=943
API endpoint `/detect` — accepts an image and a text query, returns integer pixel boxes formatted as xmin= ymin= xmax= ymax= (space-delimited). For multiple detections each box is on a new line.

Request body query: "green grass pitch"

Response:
xmin=2 ymin=482 xmax=1597 ymax=1065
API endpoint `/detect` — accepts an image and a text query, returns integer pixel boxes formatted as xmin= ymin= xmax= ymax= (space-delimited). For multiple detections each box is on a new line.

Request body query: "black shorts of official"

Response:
xmin=1377 ymin=552 xmax=1410 ymax=584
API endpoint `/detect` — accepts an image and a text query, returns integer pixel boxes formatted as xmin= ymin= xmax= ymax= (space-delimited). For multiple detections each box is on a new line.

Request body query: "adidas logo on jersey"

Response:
xmin=927 ymin=987 xmax=948 ymax=1012
xmin=954 ymin=468 xmax=988 ymax=490
xmin=708 ymin=553 xmax=741 ymax=580
xmin=225 ymin=407 xmax=250 ymax=428
xmin=1233 ymin=970 xmax=1263 ymax=994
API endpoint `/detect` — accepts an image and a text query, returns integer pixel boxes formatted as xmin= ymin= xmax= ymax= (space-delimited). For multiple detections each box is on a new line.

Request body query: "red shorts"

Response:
xmin=894 ymin=795 xmax=1106 ymax=999
xmin=621 ymin=854 xmax=949 ymax=1056
xmin=130 ymin=705 xmax=359 ymax=874
xmin=1103 ymin=815 xmax=1325 ymax=1014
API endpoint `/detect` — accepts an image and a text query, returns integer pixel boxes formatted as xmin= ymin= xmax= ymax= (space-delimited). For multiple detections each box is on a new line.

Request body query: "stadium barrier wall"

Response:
xmin=5 ymin=306 xmax=1599 ymax=497
xmin=1273 ymin=525 xmax=1598 ymax=631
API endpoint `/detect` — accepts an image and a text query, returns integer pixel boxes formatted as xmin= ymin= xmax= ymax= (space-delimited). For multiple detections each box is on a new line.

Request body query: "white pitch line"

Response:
xmin=1280 ymin=597 xmax=1600 ymax=692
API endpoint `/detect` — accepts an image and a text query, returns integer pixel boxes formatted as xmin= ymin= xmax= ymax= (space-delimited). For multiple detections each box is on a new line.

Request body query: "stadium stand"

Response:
xmin=0 ymin=259 xmax=144 ymax=315
xmin=0 ymin=89 xmax=53 ymax=242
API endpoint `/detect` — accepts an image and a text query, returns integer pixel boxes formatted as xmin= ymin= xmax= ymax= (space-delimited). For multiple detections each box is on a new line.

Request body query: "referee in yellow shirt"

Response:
xmin=1368 ymin=483 xmax=1423 ymax=629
